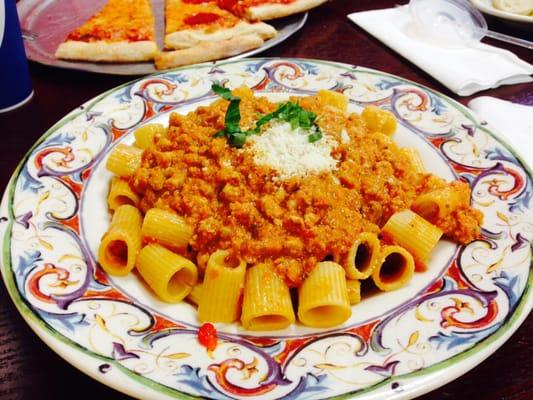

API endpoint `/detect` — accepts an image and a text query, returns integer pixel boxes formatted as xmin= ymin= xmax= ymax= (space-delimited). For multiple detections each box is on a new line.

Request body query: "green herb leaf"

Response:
xmin=299 ymin=110 xmax=315 ymax=129
xmin=225 ymin=99 xmax=242 ymax=133
xmin=212 ymin=84 xmax=238 ymax=101
xmin=308 ymin=131 xmax=323 ymax=143
xmin=252 ymin=101 xmax=322 ymax=142
xmin=211 ymin=84 xmax=324 ymax=147
xmin=212 ymin=83 xmax=253 ymax=147
xmin=290 ymin=116 xmax=299 ymax=130
xmin=255 ymin=113 xmax=275 ymax=130
xmin=229 ymin=132 xmax=247 ymax=148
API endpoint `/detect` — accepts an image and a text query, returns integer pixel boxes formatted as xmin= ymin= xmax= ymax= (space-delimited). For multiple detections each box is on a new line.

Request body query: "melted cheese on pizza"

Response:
xmin=166 ymin=0 xmax=241 ymax=33
xmin=66 ymin=0 xmax=155 ymax=42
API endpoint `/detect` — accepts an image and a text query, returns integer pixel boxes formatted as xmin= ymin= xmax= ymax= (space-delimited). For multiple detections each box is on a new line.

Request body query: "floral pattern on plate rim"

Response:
xmin=0 ymin=58 xmax=531 ymax=400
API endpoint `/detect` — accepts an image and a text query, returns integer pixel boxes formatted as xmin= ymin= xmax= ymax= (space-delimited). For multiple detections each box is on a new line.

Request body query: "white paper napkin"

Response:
xmin=348 ymin=7 xmax=533 ymax=96
xmin=468 ymin=96 xmax=533 ymax=167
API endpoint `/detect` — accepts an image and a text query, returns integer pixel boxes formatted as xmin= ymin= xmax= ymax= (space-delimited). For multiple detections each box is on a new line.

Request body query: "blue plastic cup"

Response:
xmin=0 ymin=0 xmax=33 ymax=113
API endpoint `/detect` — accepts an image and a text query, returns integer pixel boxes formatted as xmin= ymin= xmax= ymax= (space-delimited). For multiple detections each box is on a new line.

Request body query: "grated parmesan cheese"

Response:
xmin=247 ymin=121 xmax=338 ymax=180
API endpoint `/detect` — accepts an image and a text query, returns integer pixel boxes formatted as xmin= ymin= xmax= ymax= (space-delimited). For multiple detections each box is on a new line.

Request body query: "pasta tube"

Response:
xmin=381 ymin=210 xmax=443 ymax=270
xmin=107 ymin=176 xmax=140 ymax=211
xmin=198 ymin=250 xmax=246 ymax=323
xmin=344 ymin=232 xmax=381 ymax=280
xmin=186 ymin=283 xmax=202 ymax=306
xmin=136 ymin=244 xmax=198 ymax=303
xmin=361 ymin=106 xmax=397 ymax=135
xmin=298 ymin=262 xmax=351 ymax=328
xmin=134 ymin=123 xmax=166 ymax=149
xmin=346 ymin=279 xmax=361 ymax=305
xmin=372 ymin=245 xmax=414 ymax=291
xmin=141 ymin=208 xmax=193 ymax=249
xmin=98 ymin=204 xmax=142 ymax=276
xmin=401 ymin=148 xmax=425 ymax=173
xmin=106 ymin=144 xmax=143 ymax=177
xmin=412 ymin=186 xmax=467 ymax=221
xmin=241 ymin=263 xmax=295 ymax=331
xmin=232 ymin=86 xmax=253 ymax=99
xmin=318 ymin=90 xmax=348 ymax=113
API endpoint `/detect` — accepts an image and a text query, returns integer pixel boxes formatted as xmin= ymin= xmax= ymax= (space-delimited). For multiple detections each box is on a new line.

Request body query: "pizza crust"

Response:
xmin=155 ymin=34 xmax=264 ymax=70
xmin=55 ymin=40 xmax=158 ymax=62
xmin=164 ymin=21 xmax=276 ymax=50
xmin=248 ymin=0 xmax=328 ymax=20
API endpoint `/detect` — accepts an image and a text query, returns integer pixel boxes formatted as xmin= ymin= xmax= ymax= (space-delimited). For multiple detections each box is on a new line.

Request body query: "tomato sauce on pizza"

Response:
xmin=166 ymin=0 xmax=241 ymax=33
xmin=217 ymin=0 xmax=296 ymax=17
xmin=66 ymin=0 xmax=155 ymax=43
xmin=183 ymin=12 xmax=223 ymax=26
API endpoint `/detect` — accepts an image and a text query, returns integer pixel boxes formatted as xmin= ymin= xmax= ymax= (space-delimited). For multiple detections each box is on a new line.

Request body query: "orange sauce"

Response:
xmin=131 ymin=94 xmax=482 ymax=287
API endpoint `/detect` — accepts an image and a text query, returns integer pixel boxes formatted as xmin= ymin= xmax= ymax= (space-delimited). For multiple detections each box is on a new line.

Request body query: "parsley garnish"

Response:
xmin=257 ymin=102 xmax=320 ymax=135
xmin=212 ymin=84 xmax=238 ymax=101
xmin=211 ymin=84 xmax=323 ymax=147
xmin=308 ymin=131 xmax=323 ymax=143
xmin=225 ymin=99 xmax=242 ymax=134
xmin=212 ymin=84 xmax=253 ymax=148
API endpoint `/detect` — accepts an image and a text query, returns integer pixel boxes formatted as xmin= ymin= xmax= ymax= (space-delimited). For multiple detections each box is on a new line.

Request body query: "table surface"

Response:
xmin=1 ymin=0 xmax=532 ymax=399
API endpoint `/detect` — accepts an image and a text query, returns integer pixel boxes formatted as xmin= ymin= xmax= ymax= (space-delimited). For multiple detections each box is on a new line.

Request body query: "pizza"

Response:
xmin=164 ymin=0 xmax=277 ymax=50
xmin=153 ymin=0 xmax=277 ymax=69
xmin=216 ymin=0 xmax=329 ymax=20
xmin=55 ymin=0 xmax=327 ymax=68
xmin=155 ymin=33 xmax=264 ymax=69
xmin=55 ymin=0 xmax=157 ymax=62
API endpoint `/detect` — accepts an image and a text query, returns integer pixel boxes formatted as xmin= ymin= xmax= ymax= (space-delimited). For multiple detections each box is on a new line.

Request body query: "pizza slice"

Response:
xmin=164 ymin=0 xmax=276 ymax=50
xmin=155 ymin=33 xmax=264 ymax=69
xmin=55 ymin=0 xmax=158 ymax=62
xmin=216 ymin=0 xmax=328 ymax=20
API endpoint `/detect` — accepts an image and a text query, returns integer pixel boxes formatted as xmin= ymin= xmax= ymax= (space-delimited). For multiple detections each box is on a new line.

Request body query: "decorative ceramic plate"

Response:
xmin=1 ymin=58 xmax=531 ymax=400
xmin=16 ymin=0 xmax=308 ymax=75
xmin=470 ymin=0 xmax=533 ymax=23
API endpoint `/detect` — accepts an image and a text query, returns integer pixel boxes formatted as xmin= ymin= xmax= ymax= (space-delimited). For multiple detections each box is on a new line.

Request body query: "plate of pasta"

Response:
xmin=0 ymin=58 xmax=531 ymax=400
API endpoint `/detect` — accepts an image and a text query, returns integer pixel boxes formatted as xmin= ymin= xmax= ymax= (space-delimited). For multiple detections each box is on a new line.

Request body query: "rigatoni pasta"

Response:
xmin=412 ymin=186 xmax=467 ymax=221
xmin=141 ymin=208 xmax=192 ymax=250
xmin=186 ymin=283 xmax=202 ymax=306
xmin=133 ymin=123 xmax=166 ymax=149
xmin=381 ymin=210 xmax=443 ymax=270
xmin=241 ymin=263 xmax=295 ymax=331
xmin=107 ymin=176 xmax=140 ymax=210
xmin=401 ymin=148 xmax=425 ymax=173
xmin=198 ymin=250 xmax=246 ymax=323
xmin=98 ymin=204 xmax=142 ymax=276
xmin=136 ymin=243 xmax=197 ymax=302
xmin=298 ymin=262 xmax=351 ymax=328
xmin=372 ymin=245 xmax=415 ymax=291
xmin=106 ymin=143 xmax=143 ymax=177
xmin=346 ymin=280 xmax=361 ymax=305
xmin=343 ymin=232 xmax=381 ymax=280
xmin=361 ymin=105 xmax=397 ymax=135
xmin=318 ymin=89 xmax=348 ymax=113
